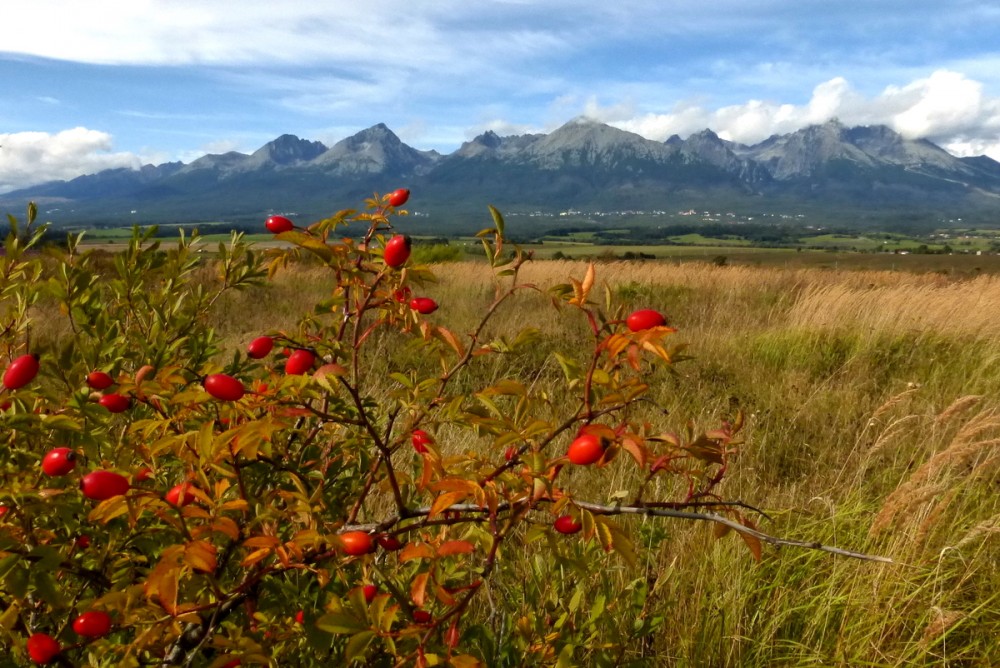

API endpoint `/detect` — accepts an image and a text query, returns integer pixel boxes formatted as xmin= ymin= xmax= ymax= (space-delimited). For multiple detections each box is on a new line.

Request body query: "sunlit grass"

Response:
xmin=201 ymin=257 xmax=1000 ymax=665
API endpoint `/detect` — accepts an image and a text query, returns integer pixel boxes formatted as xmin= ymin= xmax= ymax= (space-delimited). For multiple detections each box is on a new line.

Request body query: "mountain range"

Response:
xmin=4 ymin=118 xmax=1000 ymax=231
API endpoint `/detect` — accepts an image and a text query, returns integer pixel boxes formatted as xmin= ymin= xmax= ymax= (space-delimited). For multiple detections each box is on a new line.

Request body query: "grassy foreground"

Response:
xmin=196 ymin=257 xmax=1000 ymax=666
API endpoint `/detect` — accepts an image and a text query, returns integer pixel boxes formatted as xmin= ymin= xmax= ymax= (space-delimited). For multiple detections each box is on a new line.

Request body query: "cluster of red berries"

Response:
xmin=26 ymin=610 xmax=113 ymax=664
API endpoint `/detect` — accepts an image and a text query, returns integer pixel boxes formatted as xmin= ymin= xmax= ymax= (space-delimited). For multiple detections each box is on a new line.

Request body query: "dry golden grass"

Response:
xmin=205 ymin=255 xmax=1000 ymax=665
xmin=788 ymin=274 xmax=1000 ymax=339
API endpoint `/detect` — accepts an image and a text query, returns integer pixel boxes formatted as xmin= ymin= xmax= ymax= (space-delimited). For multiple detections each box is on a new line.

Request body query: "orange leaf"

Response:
xmin=435 ymin=326 xmax=466 ymax=358
xmin=184 ymin=540 xmax=218 ymax=573
xmin=568 ymin=262 xmax=596 ymax=306
xmin=220 ymin=499 xmax=249 ymax=512
xmin=737 ymin=515 xmax=763 ymax=561
xmin=243 ymin=536 xmax=281 ymax=550
xmin=602 ymin=333 xmax=631 ymax=358
xmin=429 ymin=478 xmax=485 ymax=506
xmin=626 ymin=343 xmax=641 ymax=370
xmin=146 ymin=567 xmax=179 ymax=614
xmin=620 ymin=436 xmax=647 ymax=469
xmin=568 ymin=278 xmax=584 ymax=306
xmin=210 ymin=517 xmax=240 ymax=541
xmin=739 ymin=531 xmax=762 ymax=562
xmin=399 ymin=542 xmax=435 ymax=563
xmin=713 ymin=521 xmax=732 ymax=539
xmin=686 ymin=434 xmax=724 ymax=465
xmin=437 ymin=540 xmax=475 ymax=558
xmin=417 ymin=452 xmax=441 ymax=491
xmin=410 ymin=571 xmax=430 ymax=608
xmin=429 ymin=479 xmax=480 ymax=495
xmin=275 ymin=546 xmax=291 ymax=568
xmin=241 ymin=548 xmax=273 ymax=568
xmin=429 ymin=491 xmax=466 ymax=518
xmin=434 ymin=584 xmax=457 ymax=607
xmin=639 ymin=338 xmax=672 ymax=363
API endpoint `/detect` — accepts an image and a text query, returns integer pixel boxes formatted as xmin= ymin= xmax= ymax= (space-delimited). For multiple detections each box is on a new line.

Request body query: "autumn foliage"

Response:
xmin=0 ymin=196 xmax=762 ymax=666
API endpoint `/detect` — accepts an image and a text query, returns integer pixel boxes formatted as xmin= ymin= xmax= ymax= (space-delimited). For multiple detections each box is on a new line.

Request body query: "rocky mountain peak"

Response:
xmin=250 ymin=134 xmax=327 ymax=166
xmin=525 ymin=118 xmax=671 ymax=168
xmin=311 ymin=123 xmax=438 ymax=175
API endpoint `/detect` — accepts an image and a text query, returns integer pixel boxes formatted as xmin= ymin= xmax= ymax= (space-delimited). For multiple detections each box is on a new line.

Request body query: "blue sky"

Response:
xmin=2 ymin=0 xmax=1000 ymax=193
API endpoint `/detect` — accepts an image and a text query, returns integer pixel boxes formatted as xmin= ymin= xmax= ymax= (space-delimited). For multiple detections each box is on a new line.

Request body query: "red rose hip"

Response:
xmin=203 ymin=373 xmax=245 ymax=401
xmin=376 ymin=534 xmax=403 ymax=551
xmin=339 ymin=531 xmax=374 ymax=556
xmin=26 ymin=633 xmax=61 ymax=664
xmin=80 ymin=470 xmax=130 ymax=501
xmin=99 ymin=393 xmax=131 ymax=413
xmin=41 ymin=447 xmax=76 ymax=476
xmin=554 ymin=515 xmax=582 ymax=534
xmin=387 ymin=188 xmax=410 ymax=207
xmin=362 ymin=584 xmax=378 ymax=603
xmin=409 ymin=297 xmax=438 ymax=314
xmin=626 ymin=309 xmax=667 ymax=332
xmin=265 ymin=215 xmax=294 ymax=234
xmin=3 ymin=353 xmax=39 ymax=390
xmin=86 ymin=370 xmax=115 ymax=390
xmin=72 ymin=610 xmax=112 ymax=638
xmin=246 ymin=336 xmax=274 ymax=359
xmin=284 ymin=349 xmax=315 ymax=375
xmin=383 ymin=234 xmax=412 ymax=268
xmin=165 ymin=482 xmax=198 ymax=507
xmin=567 ymin=434 xmax=604 ymax=465
xmin=411 ymin=429 xmax=433 ymax=454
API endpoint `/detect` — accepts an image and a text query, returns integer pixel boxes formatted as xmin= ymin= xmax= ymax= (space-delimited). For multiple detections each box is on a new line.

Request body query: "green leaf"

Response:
xmin=474 ymin=393 xmax=503 ymax=419
xmin=345 ymin=630 xmax=375 ymax=662
xmin=553 ymin=352 xmax=583 ymax=384
xmin=588 ymin=593 xmax=606 ymax=625
xmin=28 ymin=546 xmax=63 ymax=571
xmin=316 ymin=612 xmax=369 ymax=635
xmin=556 ymin=643 xmax=576 ymax=668
xmin=389 ymin=372 xmax=414 ymax=389
xmin=488 ymin=205 xmax=505 ymax=237
xmin=198 ymin=419 xmax=216 ymax=462
xmin=32 ymin=571 xmax=65 ymax=607
xmin=0 ymin=556 xmax=21 ymax=581
xmin=4 ymin=563 xmax=29 ymax=599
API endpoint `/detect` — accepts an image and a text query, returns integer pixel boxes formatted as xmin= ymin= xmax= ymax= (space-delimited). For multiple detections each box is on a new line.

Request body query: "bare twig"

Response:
xmin=343 ymin=500 xmax=894 ymax=564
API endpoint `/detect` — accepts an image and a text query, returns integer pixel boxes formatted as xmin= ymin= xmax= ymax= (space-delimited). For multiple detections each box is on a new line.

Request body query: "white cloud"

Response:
xmin=476 ymin=119 xmax=543 ymax=137
xmin=0 ymin=2 xmax=526 ymax=70
xmin=174 ymin=139 xmax=248 ymax=164
xmin=602 ymin=70 xmax=1000 ymax=160
xmin=0 ymin=128 xmax=141 ymax=193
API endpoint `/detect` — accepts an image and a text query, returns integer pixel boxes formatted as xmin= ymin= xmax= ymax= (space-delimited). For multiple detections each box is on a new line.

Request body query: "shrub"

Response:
xmin=0 ymin=197 xmax=874 ymax=665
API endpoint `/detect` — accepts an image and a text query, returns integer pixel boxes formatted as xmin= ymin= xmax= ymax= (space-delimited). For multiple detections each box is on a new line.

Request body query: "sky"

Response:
xmin=2 ymin=0 xmax=1000 ymax=193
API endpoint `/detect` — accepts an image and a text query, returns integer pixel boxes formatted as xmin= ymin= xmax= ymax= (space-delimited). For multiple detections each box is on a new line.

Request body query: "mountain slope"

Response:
xmin=3 ymin=119 xmax=1000 ymax=227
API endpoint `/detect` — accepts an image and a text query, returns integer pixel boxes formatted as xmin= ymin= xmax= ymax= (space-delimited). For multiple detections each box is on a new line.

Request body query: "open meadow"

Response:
xmin=193 ymin=255 xmax=1000 ymax=666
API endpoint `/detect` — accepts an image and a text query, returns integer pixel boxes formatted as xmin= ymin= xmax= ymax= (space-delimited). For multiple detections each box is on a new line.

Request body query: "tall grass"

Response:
xmin=209 ymin=258 xmax=999 ymax=665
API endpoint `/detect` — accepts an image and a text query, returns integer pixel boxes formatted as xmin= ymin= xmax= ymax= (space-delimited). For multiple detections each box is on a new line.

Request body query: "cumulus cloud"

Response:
xmin=605 ymin=70 xmax=1000 ymax=160
xmin=0 ymin=128 xmax=141 ymax=193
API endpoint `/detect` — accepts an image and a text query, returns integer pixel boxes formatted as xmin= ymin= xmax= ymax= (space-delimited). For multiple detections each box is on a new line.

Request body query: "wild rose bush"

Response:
xmin=0 ymin=195 xmax=770 ymax=666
